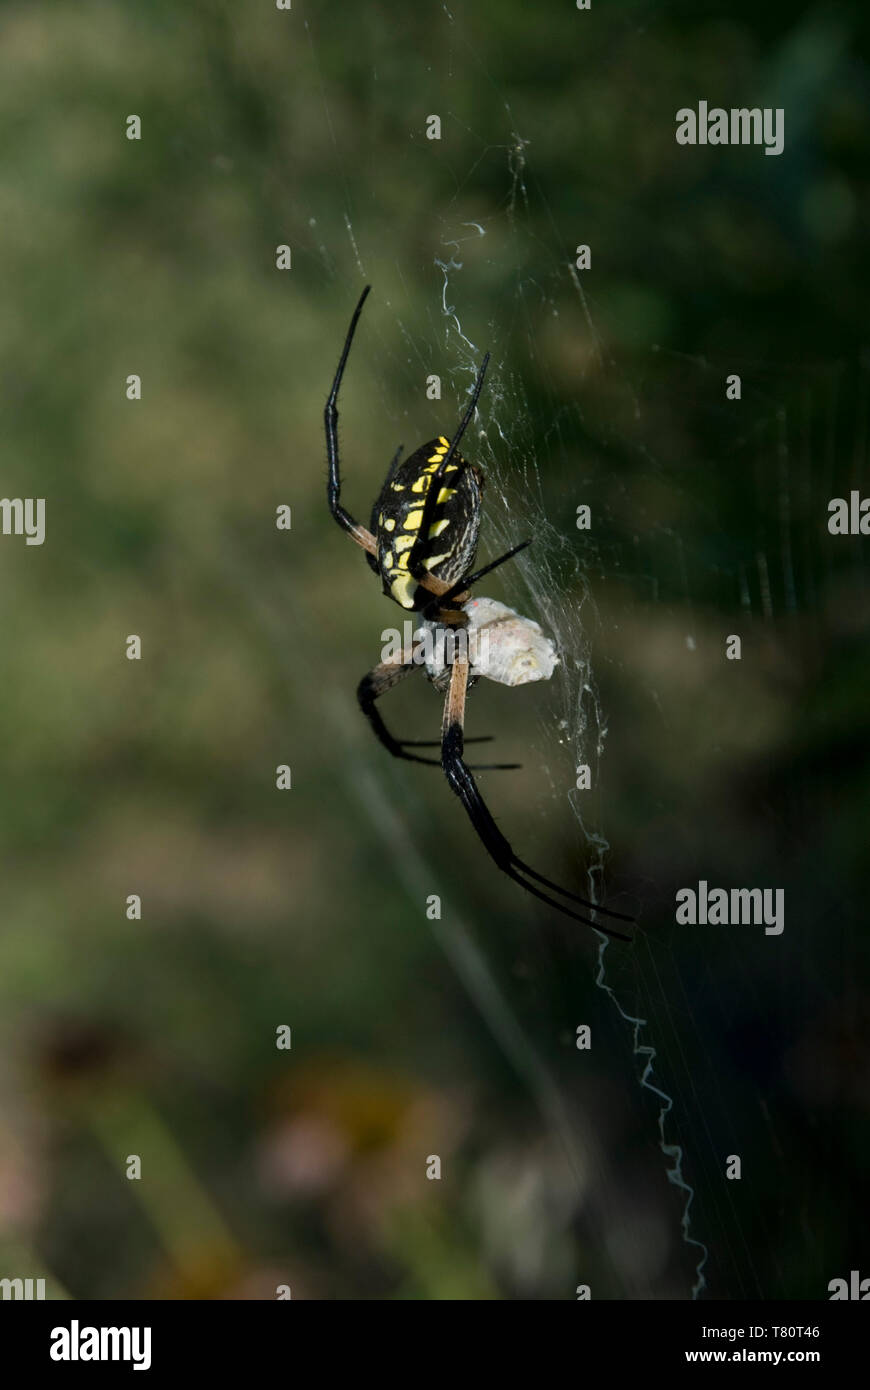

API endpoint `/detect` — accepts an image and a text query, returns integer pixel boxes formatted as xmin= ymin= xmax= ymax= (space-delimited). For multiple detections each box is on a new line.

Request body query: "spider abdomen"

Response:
xmin=373 ymin=436 xmax=482 ymax=609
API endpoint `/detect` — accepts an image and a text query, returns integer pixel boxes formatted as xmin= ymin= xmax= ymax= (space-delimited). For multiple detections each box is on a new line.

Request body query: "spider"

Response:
xmin=325 ymin=286 xmax=633 ymax=940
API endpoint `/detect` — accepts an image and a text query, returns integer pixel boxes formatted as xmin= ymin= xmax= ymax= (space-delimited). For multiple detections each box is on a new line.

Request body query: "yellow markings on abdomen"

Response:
xmin=427 ymin=436 xmax=449 ymax=461
xmin=380 ymin=441 xmax=470 ymax=607
xmin=399 ymin=494 xmax=455 ymax=532
xmin=413 ymin=462 xmax=459 ymax=491
xmin=389 ymin=573 xmax=417 ymax=608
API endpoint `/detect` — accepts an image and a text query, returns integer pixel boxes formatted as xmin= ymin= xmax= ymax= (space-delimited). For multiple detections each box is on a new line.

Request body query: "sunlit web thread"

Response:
xmin=432 ymin=215 xmax=712 ymax=1291
xmin=506 ymin=493 xmax=710 ymax=1298
xmin=456 ymin=325 xmax=710 ymax=1298
xmin=594 ymin=939 xmax=709 ymax=1299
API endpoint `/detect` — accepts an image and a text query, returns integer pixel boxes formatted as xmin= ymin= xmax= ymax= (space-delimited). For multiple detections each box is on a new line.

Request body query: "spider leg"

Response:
xmin=422 ymin=540 xmax=532 ymax=619
xmin=384 ymin=442 xmax=404 ymax=482
xmin=358 ymin=654 xmax=518 ymax=770
xmin=440 ymin=657 xmax=634 ymax=939
xmin=325 ymin=285 xmax=377 ymax=557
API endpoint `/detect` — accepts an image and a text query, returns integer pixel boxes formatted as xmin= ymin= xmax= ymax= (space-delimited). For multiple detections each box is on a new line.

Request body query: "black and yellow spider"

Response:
xmin=325 ymin=286 xmax=633 ymax=940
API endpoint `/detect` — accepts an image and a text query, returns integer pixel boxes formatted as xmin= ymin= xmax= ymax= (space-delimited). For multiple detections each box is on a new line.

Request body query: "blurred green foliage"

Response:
xmin=0 ymin=0 xmax=867 ymax=1300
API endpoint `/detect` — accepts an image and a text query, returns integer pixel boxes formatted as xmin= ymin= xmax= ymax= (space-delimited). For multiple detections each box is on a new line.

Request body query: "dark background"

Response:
xmin=0 ymin=0 xmax=867 ymax=1299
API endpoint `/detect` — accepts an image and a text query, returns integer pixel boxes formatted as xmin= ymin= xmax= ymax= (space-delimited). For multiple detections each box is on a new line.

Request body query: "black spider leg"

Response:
xmin=325 ymin=284 xmax=376 ymax=552
xmin=380 ymin=442 xmax=405 ymax=493
xmin=422 ymin=540 xmax=532 ymax=620
xmin=440 ymin=657 xmax=634 ymax=938
xmin=358 ymin=656 xmax=518 ymax=770
xmin=406 ymin=352 xmax=491 ymax=584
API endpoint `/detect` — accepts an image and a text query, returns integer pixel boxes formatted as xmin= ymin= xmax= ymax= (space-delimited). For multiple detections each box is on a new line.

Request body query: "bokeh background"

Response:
xmin=0 ymin=0 xmax=867 ymax=1299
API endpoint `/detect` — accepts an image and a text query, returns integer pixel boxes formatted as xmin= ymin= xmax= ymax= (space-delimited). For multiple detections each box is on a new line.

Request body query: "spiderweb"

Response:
xmin=293 ymin=0 xmax=863 ymax=1301
xmin=428 ymin=160 xmax=710 ymax=1297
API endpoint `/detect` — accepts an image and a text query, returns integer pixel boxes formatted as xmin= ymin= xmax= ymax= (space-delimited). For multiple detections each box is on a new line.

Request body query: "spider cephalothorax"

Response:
xmin=324 ymin=285 xmax=633 ymax=940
